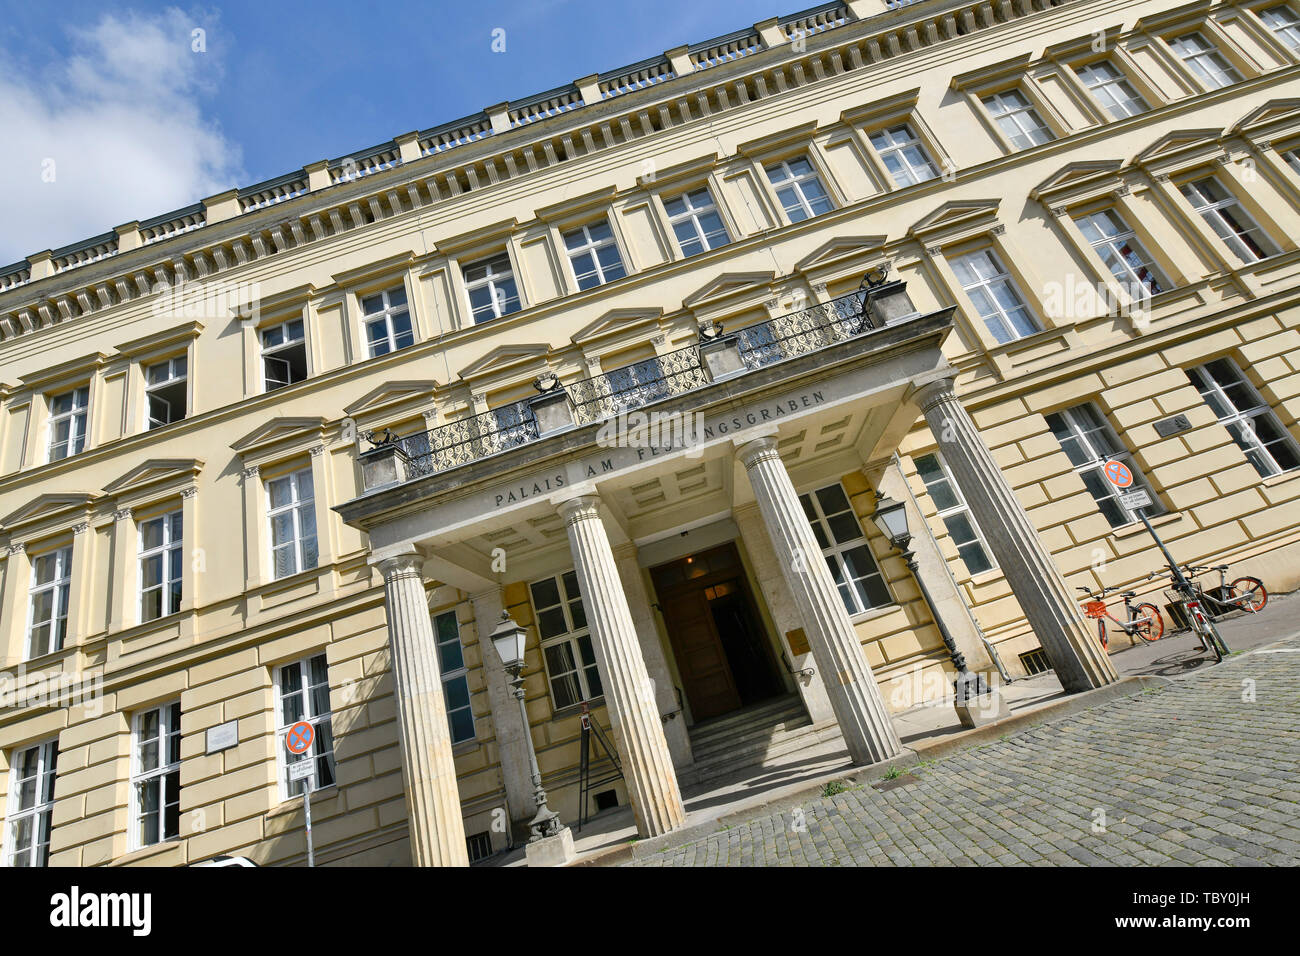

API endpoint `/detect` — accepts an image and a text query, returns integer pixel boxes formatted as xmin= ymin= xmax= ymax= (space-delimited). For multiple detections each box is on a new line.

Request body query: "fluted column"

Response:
xmin=737 ymin=437 xmax=902 ymax=766
xmin=558 ymin=495 xmax=686 ymax=838
xmin=912 ymin=378 xmax=1117 ymax=692
xmin=377 ymin=550 xmax=469 ymax=867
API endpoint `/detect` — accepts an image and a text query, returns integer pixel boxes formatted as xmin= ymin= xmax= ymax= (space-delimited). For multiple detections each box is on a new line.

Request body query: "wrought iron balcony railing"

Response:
xmin=367 ymin=287 xmax=881 ymax=482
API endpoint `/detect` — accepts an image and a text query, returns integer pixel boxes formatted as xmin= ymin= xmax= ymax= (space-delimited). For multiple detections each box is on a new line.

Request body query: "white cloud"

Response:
xmin=0 ymin=7 xmax=245 ymax=265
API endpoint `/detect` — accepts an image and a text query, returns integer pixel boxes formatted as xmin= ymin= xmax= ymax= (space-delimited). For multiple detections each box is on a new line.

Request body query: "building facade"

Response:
xmin=2 ymin=0 xmax=1299 ymax=866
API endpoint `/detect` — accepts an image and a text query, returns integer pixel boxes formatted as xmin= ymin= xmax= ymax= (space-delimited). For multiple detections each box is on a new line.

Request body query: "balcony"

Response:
xmin=358 ymin=280 xmax=920 ymax=491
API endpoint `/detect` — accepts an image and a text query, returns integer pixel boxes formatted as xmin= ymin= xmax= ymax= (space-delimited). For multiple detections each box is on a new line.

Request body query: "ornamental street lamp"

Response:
xmin=870 ymin=493 xmax=990 ymax=706
xmin=489 ymin=610 xmax=563 ymax=843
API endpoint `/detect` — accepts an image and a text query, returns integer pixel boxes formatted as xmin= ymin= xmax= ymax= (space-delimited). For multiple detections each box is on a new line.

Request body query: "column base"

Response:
xmin=525 ymin=826 xmax=577 ymax=867
xmin=954 ymin=688 xmax=1010 ymax=729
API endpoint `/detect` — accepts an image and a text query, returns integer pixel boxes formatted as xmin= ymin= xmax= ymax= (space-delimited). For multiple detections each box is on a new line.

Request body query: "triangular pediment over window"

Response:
xmin=2 ymin=492 xmax=98 ymax=532
xmin=793 ymin=235 xmax=889 ymax=273
xmin=907 ymin=199 xmax=1001 ymax=241
xmin=1133 ymin=129 xmax=1222 ymax=167
xmin=344 ymin=380 xmax=438 ymax=417
xmin=102 ymin=459 xmax=203 ymax=499
xmin=1229 ymin=98 xmax=1300 ymax=135
xmin=457 ymin=343 xmax=551 ymax=381
xmin=682 ymin=271 xmax=775 ymax=309
xmin=231 ymin=417 xmax=329 ymax=455
xmin=1030 ymin=161 xmax=1125 ymax=202
xmin=571 ymin=308 xmax=663 ymax=346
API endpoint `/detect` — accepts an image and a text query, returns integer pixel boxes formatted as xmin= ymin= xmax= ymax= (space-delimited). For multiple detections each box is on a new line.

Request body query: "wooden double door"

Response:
xmin=650 ymin=542 xmax=785 ymax=721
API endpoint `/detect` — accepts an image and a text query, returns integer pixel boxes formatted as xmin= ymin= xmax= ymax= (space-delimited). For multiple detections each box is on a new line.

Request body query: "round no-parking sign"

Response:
xmin=285 ymin=721 xmax=314 ymax=755
xmin=1102 ymin=459 xmax=1134 ymax=489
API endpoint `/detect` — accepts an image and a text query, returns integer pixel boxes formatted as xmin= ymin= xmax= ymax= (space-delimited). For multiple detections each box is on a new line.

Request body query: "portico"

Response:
xmin=337 ymin=290 xmax=1114 ymax=865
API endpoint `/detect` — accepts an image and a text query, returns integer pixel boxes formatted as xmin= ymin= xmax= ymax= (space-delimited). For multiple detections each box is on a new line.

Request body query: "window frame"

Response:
xmin=1259 ymin=3 xmax=1300 ymax=51
xmin=130 ymin=701 xmax=182 ymax=851
xmin=25 ymin=544 xmax=72 ymax=659
xmin=1073 ymin=207 xmax=1169 ymax=298
xmin=144 ymin=355 xmax=188 ymax=430
xmin=1179 ymin=175 xmax=1280 ymax=263
xmin=982 ymin=88 xmax=1056 ymax=151
xmin=1045 ymin=403 xmax=1164 ymax=528
xmin=433 ymin=609 xmax=476 ymax=745
xmin=2 ymin=739 xmax=58 ymax=868
xmin=764 ymin=155 xmax=836 ymax=223
xmin=360 ymin=285 xmax=416 ymax=358
xmin=1074 ymin=60 xmax=1150 ymax=120
xmin=948 ymin=246 xmax=1041 ymax=345
xmin=562 ymin=218 xmax=628 ymax=291
xmin=799 ymin=481 xmax=893 ymax=617
xmin=138 ymin=509 xmax=183 ymax=623
xmin=274 ymin=653 xmax=337 ymax=800
xmin=528 ymin=570 xmax=603 ymax=711
xmin=663 ymin=186 xmax=732 ymax=257
xmin=265 ymin=466 xmax=318 ymax=581
xmin=1167 ymin=31 xmax=1242 ymax=90
xmin=913 ymin=451 xmax=998 ymax=577
xmin=462 ymin=252 xmax=523 ymax=324
xmin=1187 ymin=358 xmax=1300 ymax=478
xmin=260 ymin=318 xmax=308 ymax=392
xmin=867 ymin=122 xmax=940 ymax=188
xmin=46 ymin=385 xmax=89 ymax=463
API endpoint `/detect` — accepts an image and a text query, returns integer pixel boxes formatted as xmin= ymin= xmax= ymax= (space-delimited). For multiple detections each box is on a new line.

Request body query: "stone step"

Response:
xmin=688 ymin=712 xmax=813 ymax=762
xmin=686 ymin=697 xmax=805 ymax=745
xmin=686 ymin=725 xmax=841 ymax=787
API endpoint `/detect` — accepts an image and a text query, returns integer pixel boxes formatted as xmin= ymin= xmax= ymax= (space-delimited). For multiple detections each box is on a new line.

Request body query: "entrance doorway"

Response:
xmin=650 ymin=542 xmax=785 ymax=721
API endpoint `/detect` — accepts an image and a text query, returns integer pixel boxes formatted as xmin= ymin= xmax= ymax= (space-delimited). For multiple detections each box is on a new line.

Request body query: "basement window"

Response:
xmin=146 ymin=356 xmax=188 ymax=429
xmin=466 ymin=831 xmax=494 ymax=862
xmin=1019 ymin=648 xmax=1052 ymax=676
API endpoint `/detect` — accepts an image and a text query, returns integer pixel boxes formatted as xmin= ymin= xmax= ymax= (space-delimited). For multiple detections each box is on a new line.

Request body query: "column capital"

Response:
xmin=906 ymin=375 xmax=957 ymax=415
xmin=556 ymin=493 xmax=601 ymax=523
xmin=734 ymin=433 xmax=780 ymax=468
xmin=375 ymin=549 xmax=424 ymax=578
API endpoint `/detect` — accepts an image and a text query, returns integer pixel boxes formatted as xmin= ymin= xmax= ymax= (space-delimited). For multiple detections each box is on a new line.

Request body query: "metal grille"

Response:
xmin=736 ymin=291 xmax=870 ymax=369
xmin=567 ymin=345 xmax=709 ymax=425
xmin=466 ymin=830 xmax=494 ymax=862
xmin=393 ymin=403 xmax=539 ymax=479
xmin=1019 ymin=648 xmax=1052 ymax=676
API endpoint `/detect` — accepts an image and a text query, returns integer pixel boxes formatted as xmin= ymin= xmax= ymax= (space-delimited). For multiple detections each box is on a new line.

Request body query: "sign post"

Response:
xmin=285 ymin=720 xmax=316 ymax=867
xmin=1101 ymin=459 xmax=1227 ymax=654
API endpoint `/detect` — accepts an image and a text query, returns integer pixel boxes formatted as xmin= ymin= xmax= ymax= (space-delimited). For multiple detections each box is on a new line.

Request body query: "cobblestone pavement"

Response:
xmin=629 ymin=638 xmax=1300 ymax=867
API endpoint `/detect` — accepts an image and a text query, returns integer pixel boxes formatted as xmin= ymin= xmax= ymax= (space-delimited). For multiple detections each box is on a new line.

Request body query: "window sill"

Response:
xmin=111 ymin=838 xmax=181 ymax=867
xmin=452 ymin=738 xmax=481 ymax=757
xmin=1110 ymin=511 xmax=1180 ymax=539
xmin=848 ymin=604 xmax=900 ymax=627
xmin=965 ymin=567 xmax=1004 ymax=586
xmin=549 ymin=697 xmax=606 ymax=723
xmin=1261 ymin=468 xmax=1300 ymax=489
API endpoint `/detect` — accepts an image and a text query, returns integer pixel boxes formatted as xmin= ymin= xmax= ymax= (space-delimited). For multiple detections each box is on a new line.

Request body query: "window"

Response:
xmin=868 ymin=124 xmax=939 ymax=187
xmin=1045 ymin=404 xmax=1163 ymax=527
xmin=26 ymin=546 xmax=71 ymax=659
xmin=1074 ymin=209 xmax=1167 ymax=296
xmin=664 ymin=188 xmax=731 ymax=256
xmin=361 ymin=286 xmax=415 ymax=357
xmin=145 ymin=356 xmax=187 ymax=429
xmin=131 ymin=702 xmax=181 ymax=849
xmin=1076 ymin=61 xmax=1148 ymax=119
xmin=1187 ymin=359 xmax=1300 ymax=478
xmin=267 ymin=468 xmax=317 ymax=579
xmin=950 ymin=249 xmax=1039 ymax=344
xmin=276 ymin=654 xmax=336 ymax=797
xmin=765 ymin=157 xmax=834 ymax=222
xmin=139 ymin=510 xmax=183 ymax=622
xmin=564 ymin=221 xmax=626 ymax=291
xmin=1180 ymin=178 xmax=1278 ymax=262
xmin=529 ymin=571 xmax=602 ymax=710
xmin=463 ymin=254 xmax=521 ymax=324
xmin=799 ymin=483 xmax=891 ymax=615
xmin=1285 ymin=148 xmax=1300 ymax=176
xmin=1260 ymin=5 xmax=1300 ymax=51
xmin=983 ymin=90 xmax=1055 ymax=150
xmin=433 ymin=610 xmax=475 ymax=744
xmin=47 ymin=386 xmax=89 ymax=462
xmin=1168 ymin=32 xmax=1240 ymax=89
xmin=913 ymin=453 xmax=996 ymax=575
xmin=4 ymin=740 xmax=58 ymax=867
xmin=261 ymin=319 xmax=307 ymax=391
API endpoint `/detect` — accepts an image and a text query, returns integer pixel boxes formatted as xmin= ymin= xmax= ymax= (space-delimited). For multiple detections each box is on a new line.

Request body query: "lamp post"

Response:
xmin=489 ymin=610 xmax=563 ymax=842
xmin=870 ymin=494 xmax=991 ymax=706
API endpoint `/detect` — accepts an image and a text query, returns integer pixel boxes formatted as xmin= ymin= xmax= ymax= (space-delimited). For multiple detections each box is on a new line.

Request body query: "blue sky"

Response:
xmin=0 ymin=0 xmax=783 ymax=264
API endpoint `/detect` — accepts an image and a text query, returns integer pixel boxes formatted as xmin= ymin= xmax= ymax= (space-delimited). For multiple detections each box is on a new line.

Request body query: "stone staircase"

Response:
xmin=679 ymin=695 xmax=841 ymax=788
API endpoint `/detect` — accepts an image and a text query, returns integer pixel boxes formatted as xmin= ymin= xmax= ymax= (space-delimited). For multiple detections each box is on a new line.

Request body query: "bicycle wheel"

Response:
xmin=1096 ymin=616 xmax=1108 ymax=650
xmin=1228 ymin=577 xmax=1268 ymax=613
xmin=1131 ymin=603 xmax=1164 ymax=642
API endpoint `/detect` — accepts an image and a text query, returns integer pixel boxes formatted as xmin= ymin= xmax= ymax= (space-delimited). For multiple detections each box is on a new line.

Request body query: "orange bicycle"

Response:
xmin=1077 ymin=585 xmax=1165 ymax=649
